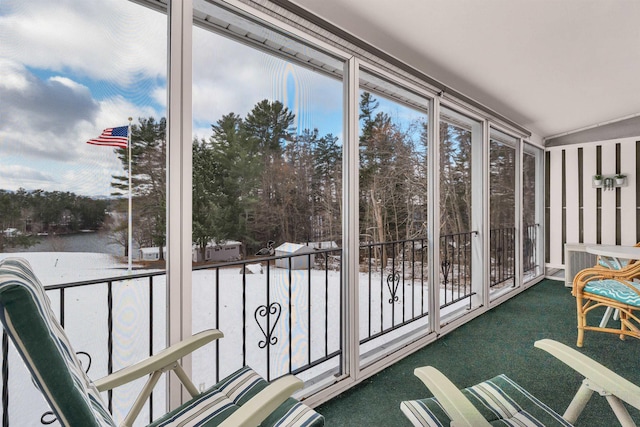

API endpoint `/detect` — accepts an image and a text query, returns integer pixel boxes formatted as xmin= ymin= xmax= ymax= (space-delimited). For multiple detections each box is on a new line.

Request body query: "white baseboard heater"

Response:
xmin=564 ymin=243 xmax=598 ymax=287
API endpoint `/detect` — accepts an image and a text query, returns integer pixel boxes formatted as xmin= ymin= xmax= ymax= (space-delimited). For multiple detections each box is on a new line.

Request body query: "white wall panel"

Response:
xmin=620 ymin=138 xmax=637 ymax=245
xmin=548 ymin=149 xmax=563 ymax=265
xmin=547 ymin=137 xmax=640 ymax=269
xmin=582 ymin=145 xmax=598 ymax=245
xmin=601 ymin=146 xmax=617 ymax=244
xmin=564 ymin=148 xmax=580 ymax=244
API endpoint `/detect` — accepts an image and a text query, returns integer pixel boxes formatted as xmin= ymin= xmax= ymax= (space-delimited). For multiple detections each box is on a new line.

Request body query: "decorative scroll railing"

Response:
xmin=0 ymin=225 xmax=537 ymax=425
xmin=359 ymin=238 xmax=429 ymax=345
xmin=0 ymin=249 xmax=343 ymax=426
xmin=439 ymin=231 xmax=475 ymax=308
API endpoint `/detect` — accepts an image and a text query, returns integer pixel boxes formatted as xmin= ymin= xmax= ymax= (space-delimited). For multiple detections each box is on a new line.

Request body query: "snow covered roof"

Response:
xmin=275 ymin=242 xmax=315 ymax=254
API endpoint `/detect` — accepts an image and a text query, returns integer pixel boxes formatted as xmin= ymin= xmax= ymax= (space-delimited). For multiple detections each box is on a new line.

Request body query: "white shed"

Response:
xmin=275 ymin=242 xmax=315 ymax=269
xmin=305 ymin=241 xmax=339 ymax=250
xmin=139 ymin=246 xmax=165 ymax=261
xmin=192 ymin=240 xmax=242 ymax=262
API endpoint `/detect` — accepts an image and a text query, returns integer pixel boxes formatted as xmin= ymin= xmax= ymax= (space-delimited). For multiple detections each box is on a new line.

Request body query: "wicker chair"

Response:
xmin=0 ymin=257 xmax=323 ymax=427
xmin=573 ymin=261 xmax=640 ymax=347
xmin=591 ymin=242 xmax=640 ymax=271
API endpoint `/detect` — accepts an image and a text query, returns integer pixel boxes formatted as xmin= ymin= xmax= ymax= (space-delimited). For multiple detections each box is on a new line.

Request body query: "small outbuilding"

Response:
xmin=275 ymin=242 xmax=315 ymax=270
xmin=139 ymin=246 xmax=165 ymax=261
xmin=305 ymin=241 xmax=339 ymax=250
xmin=192 ymin=240 xmax=242 ymax=263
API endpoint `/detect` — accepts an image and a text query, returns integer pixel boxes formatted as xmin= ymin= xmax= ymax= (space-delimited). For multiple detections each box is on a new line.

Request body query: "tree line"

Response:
xmin=1 ymin=92 xmax=521 ymax=260
xmin=110 ymin=93 xmax=495 ymax=258
xmin=118 ymin=93 xmax=435 ymax=259
xmin=0 ymin=189 xmax=109 ymax=251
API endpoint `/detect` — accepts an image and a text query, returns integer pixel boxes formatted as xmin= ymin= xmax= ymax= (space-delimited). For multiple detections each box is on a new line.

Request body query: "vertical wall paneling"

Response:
xmin=577 ymin=148 xmax=584 ymax=242
xmin=620 ymin=139 xmax=637 ymax=244
xmin=616 ymin=143 xmax=621 ymax=244
xmin=561 ymin=150 xmax=566 ymax=262
xmin=545 ymin=151 xmax=550 ymax=263
xmin=600 ymin=144 xmax=617 ymax=244
xmin=637 ymin=141 xmax=640 ymax=244
xmin=581 ymin=145 xmax=598 ymax=246
xmin=596 ymin=146 xmax=602 ymax=243
xmin=564 ymin=148 xmax=580 ymax=246
xmin=547 ymin=137 xmax=640 ymax=268
xmin=548 ymin=149 xmax=563 ymax=266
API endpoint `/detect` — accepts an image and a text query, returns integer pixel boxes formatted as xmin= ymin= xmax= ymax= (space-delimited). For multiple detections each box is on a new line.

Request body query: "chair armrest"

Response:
xmin=413 ymin=366 xmax=492 ymax=427
xmin=94 ymin=329 xmax=223 ymax=391
xmin=218 ymin=375 xmax=304 ymax=427
xmin=534 ymin=339 xmax=640 ymax=411
xmin=614 ymin=261 xmax=640 ymax=281
xmin=573 ymin=267 xmax=612 ymax=292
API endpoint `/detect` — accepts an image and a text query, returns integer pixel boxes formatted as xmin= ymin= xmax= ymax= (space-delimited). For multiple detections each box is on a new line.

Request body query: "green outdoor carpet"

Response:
xmin=317 ymin=279 xmax=640 ymax=426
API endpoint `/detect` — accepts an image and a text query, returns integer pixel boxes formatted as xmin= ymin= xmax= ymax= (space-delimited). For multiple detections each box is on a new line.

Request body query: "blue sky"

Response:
xmin=1 ymin=0 xmax=425 ymax=197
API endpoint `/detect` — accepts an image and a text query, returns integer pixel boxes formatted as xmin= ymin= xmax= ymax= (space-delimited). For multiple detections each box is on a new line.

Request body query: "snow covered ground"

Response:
xmin=0 ymin=251 xmax=467 ymax=426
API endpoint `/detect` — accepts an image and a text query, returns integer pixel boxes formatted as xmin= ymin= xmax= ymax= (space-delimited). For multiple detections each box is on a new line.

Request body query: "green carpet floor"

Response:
xmin=317 ymin=279 xmax=640 ymax=426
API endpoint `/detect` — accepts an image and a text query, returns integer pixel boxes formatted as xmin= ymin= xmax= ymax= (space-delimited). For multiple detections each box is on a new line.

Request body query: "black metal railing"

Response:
xmin=0 ymin=249 xmax=343 ymax=426
xmin=489 ymin=227 xmax=516 ymax=288
xmin=191 ymin=248 xmax=343 ymax=383
xmin=359 ymin=238 xmax=428 ymax=345
xmin=1 ymin=227 xmax=538 ymax=425
xmin=523 ymin=223 xmax=539 ymax=276
xmin=439 ymin=231 xmax=475 ymax=308
xmin=4 ymin=270 xmax=167 ymax=426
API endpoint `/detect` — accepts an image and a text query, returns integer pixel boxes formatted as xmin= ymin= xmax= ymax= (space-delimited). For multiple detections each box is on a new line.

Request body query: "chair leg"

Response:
xmin=619 ymin=311 xmax=628 ymax=341
xmin=563 ymin=381 xmax=594 ymax=424
xmin=605 ymin=395 xmax=637 ymax=427
xmin=599 ymin=307 xmax=614 ymax=328
xmin=576 ymin=297 xmax=585 ymax=347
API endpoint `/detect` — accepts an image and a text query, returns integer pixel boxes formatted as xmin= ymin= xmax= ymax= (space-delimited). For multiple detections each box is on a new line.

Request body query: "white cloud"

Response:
xmin=0 ymin=61 xmax=159 ymax=195
xmin=0 ymin=1 xmax=163 ymax=196
xmin=191 ymin=26 xmax=342 ymax=136
xmin=0 ymin=0 xmax=344 ymax=196
xmin=0 ymin=59 xmax=29 ymax=90
xmin=48 ymin=76 xmax=88 ymax=92
xmin=0 ymin=164 xmax=55 ymax=185
xmin=0 ymin=0 xmax=167 ymax=84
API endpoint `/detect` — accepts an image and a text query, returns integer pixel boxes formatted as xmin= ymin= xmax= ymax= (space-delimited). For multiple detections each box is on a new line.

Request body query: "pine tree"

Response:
xmin=111 ymin=117 xmax=166 ymax=258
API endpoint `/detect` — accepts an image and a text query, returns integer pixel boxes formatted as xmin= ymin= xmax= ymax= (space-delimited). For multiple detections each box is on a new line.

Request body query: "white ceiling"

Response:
xmin=289 ymin=0 xmax=640 ymax=140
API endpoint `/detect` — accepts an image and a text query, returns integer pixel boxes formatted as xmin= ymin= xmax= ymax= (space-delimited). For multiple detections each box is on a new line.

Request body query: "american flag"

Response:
xmin=87 ymin=126 xmax=128 ymax=148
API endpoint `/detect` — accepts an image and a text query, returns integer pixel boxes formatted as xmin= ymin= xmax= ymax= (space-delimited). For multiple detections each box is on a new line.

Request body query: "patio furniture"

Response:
xmin=588 ymin=242 xmax=640 ymax=271
xmin=0 ymin=257 xmax=324 ymax=427
xmin=400 ymin=339 xmax=640 ymax=427
xmin=586 ymin=243 xmax=640 ymax=328
xmin=573 ymin=249 xmax=640 ymax=347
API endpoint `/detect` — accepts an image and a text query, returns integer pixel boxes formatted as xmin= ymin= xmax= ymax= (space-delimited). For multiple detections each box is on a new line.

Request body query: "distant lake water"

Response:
xmin=7 ymin=232 xmax=138 ymax=258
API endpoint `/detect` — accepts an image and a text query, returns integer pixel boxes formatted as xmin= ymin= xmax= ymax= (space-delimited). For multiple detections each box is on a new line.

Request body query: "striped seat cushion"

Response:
xmin=401 ymin=374 xmax=572 ymax=427
xmin=0 ymin=257 xmax=114 ymax=426
xmin=584 ymin=279 xmax=640 ymax=307
xmin=148 ymin=366 xmax=324 ymax=427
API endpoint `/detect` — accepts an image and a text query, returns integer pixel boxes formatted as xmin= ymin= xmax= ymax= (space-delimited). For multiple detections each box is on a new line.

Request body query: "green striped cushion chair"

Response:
xmin=148 ymin=366 xmax=321 ymax=427
xmin=401 ymin=374 xmax=573 ymax=427
xmin=0 ymin=257 xmax=323 ymax=427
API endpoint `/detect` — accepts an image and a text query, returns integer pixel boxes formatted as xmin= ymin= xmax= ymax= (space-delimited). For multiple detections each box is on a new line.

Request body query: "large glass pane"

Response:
xmin=439 ymin=106 xmax=483 ymax=322
xmin=489 ymin=128 xmax=517 ymax=300
xmin=523 ymin=143 xmax=543 ymax=280
xmin=358 ymin=71 xmax=429 ymax=367
xmin=191 ymin=0 xmax=344 ymax=390
xmin=0 ymin=0 xmax=167 ymax=424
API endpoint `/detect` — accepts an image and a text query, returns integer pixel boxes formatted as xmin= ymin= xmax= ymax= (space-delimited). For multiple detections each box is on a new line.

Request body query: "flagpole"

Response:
xmin=127 ymin=117 xmax=133 ymax=273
